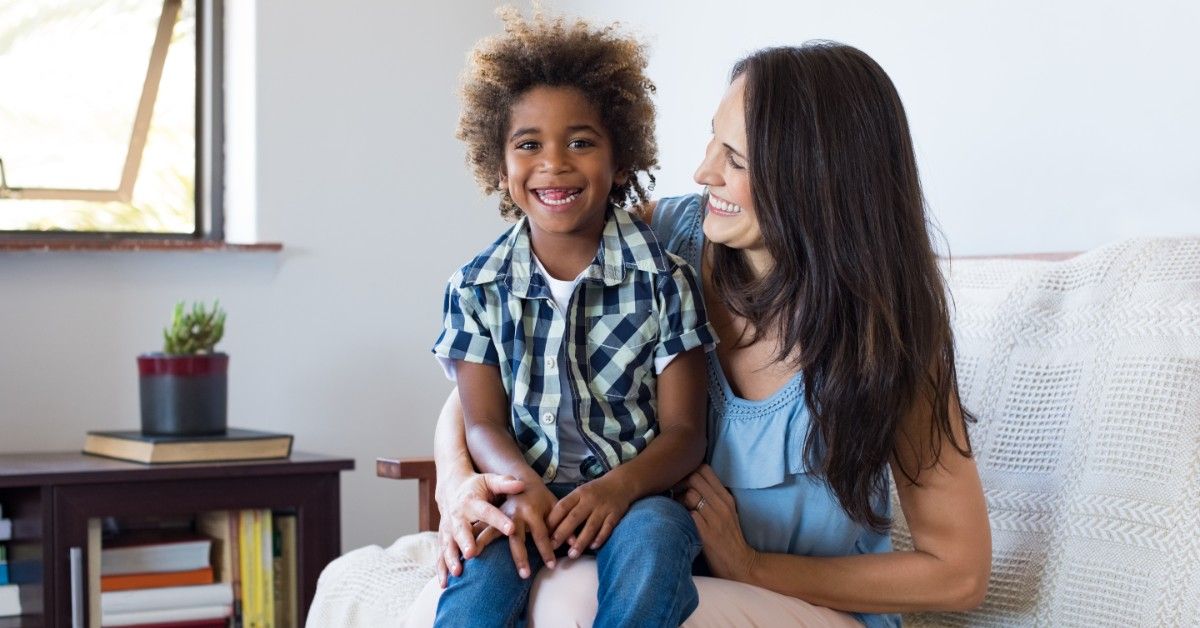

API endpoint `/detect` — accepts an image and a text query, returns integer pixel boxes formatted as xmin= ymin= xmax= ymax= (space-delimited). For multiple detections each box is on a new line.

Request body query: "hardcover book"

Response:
xmin=101 ymin=604 xmax=232 ymax=627
xmin=83 ymin=428 xmax=293 ymax=464
xmin=101 ymin=582 xmax=233 ymax=614
xmin=101 ymin=566 xmax=214 ymax=592
xmin=105 ymin=620 xmax=228 ymax=628
xmin=102 ymin=534 xmax=213 ymax=576
xmin=0 ymin=584 xmax=21 ymax=617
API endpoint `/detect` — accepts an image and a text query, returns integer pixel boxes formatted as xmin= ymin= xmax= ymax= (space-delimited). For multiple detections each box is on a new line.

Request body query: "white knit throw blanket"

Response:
xmin=896 ymin=236 xmax=1200 ymax=626
xmin=307 ymin=531 xmax=438 ymax=627
xmin=309 ymin=237 xmax=1200 ymax=627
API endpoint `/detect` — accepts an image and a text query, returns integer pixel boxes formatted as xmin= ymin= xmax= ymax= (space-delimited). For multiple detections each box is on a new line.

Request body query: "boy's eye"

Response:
xmin=515 ymin=140 xmax=539 ymax=150
xmin=569 ymin=138 xmax=595 ymax=149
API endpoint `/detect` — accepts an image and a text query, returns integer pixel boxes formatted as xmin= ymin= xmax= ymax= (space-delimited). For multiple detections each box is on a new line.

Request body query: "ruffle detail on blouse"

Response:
xmin=707 ymin=370 xmax=816 ymax=489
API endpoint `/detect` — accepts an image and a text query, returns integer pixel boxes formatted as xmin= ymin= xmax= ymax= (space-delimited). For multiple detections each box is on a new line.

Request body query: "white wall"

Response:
xmin=2 ymin=1 xmax=1198 ymax=556
xmin=559 ymin=0 xmax=1200 ymax=255
xmin=0 ymin=0 xmax=513 ymax=552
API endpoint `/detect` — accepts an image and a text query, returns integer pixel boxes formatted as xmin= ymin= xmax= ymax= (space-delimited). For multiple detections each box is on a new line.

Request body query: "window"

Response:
xmin=0 ymin=0 xmax=223 ymax=238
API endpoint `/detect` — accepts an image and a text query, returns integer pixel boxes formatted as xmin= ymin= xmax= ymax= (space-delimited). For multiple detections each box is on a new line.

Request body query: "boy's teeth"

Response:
xmin=712 ymin=196 xmax=743 ymax=214
xmin=536 ymin=189 xmax=581 ymax=206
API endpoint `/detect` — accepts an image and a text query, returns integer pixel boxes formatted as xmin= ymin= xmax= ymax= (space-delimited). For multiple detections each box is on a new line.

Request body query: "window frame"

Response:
xmin=0 ymin=0 xmax=225 ymax=242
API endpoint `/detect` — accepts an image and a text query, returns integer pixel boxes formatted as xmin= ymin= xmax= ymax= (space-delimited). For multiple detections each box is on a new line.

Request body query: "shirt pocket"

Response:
xmin=584 ymin=312 xmax=658 ymax=401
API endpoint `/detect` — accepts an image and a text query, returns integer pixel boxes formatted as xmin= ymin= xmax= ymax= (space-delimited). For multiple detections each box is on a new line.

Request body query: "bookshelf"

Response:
xmin=0 ymin=451 xmax=353 ymax=627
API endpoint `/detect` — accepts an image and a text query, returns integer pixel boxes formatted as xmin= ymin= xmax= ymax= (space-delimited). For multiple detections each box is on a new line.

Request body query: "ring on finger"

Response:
xmin=696 ymin=497 xmax=708 ymax=511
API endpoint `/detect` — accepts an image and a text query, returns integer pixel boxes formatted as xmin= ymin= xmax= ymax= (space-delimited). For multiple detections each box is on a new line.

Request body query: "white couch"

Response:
xmin=310 ymin=237 xmax=1200 ymax=627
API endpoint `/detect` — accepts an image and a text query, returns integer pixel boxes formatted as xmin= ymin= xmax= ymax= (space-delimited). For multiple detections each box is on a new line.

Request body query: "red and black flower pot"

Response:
xmin=137 ymin=353 xmax=229 ymax=436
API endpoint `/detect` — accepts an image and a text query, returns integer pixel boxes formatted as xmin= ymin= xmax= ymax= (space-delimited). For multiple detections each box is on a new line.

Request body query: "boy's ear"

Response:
xmin=614 ymin=169 xmax=629 ymax=186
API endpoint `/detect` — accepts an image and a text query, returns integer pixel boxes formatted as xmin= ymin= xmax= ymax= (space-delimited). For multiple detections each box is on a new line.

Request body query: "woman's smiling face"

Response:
xmin=694 ymin=75 xmax=764 ymax=255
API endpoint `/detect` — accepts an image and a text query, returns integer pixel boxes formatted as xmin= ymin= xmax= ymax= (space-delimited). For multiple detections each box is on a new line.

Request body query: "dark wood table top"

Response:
xmin=0 ymin=450 xmax=354 ymax=487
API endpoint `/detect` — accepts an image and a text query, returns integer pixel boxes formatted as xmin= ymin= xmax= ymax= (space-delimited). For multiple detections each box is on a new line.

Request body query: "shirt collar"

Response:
xmin=462 ymin=207 xmax=672 ymax=299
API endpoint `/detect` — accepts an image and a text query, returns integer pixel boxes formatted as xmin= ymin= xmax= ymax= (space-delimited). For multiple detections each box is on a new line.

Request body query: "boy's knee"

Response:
xmin=450 ymin=538 xmax=522 ymax=584
xmin=627 ymin=495 xmax=693 ymax=524
xmin=612 ymin=496 xmax=698 ymax=545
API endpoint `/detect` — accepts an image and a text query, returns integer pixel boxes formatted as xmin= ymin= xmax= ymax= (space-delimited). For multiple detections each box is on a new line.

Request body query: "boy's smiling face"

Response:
xmin=501 ymin=86 xmax=624 ymax=242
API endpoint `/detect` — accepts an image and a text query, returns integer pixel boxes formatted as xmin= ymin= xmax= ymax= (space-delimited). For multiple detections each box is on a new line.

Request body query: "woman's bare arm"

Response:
xmin=684 ymin=391 xmax=991 ymax=613
xmin=431 ymin=386 xmax=524 ymax=582
xmin=433 ymin=386 xmax=478 ymax=501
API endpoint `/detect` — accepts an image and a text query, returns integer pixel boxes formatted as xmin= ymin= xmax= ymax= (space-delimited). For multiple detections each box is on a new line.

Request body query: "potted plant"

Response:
xmin=138 ymin=301 xmax=228 ymax=436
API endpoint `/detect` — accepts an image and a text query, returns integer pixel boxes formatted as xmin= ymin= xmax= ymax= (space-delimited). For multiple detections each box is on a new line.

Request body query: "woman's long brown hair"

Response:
xmin=710 ymin=42 xmax=973 ymax=532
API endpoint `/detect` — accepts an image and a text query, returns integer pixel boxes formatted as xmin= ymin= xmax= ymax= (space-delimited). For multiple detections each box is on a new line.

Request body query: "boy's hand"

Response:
xmin=498 ymin=483 xmax=559 ymax=578
xmin=547 ymin=474 xmax=633 ymax=558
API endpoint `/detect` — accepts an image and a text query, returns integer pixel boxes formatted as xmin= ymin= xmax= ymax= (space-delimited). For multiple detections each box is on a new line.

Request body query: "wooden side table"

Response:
xmin=0 ymin=451 xmax=354 ymax=627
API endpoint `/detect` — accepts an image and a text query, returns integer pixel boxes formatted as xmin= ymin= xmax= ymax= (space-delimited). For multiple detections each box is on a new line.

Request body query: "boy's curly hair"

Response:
xmin=457 ymin=7 xmax=658 ymax=219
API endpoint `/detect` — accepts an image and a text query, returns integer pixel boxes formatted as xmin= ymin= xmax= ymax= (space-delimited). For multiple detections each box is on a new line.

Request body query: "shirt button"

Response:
xmin=545 ymin=357 xmax=557 ymax=370
xmin=541 ymin=412 xmax=555 ymax=425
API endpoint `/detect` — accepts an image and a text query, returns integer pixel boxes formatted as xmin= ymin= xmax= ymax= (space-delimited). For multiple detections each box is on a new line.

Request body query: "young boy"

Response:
xmin=430 ymin=9 xmax=715 ymax=628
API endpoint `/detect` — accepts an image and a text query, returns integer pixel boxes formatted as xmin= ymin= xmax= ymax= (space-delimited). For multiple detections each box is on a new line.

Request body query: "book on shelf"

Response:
xmin=101 ymin=582 xmax=233 ymax=615
xmin=83 ymin=428 xmax=293 ymax=464
xmin=272 ymin=514 xmax=298 ymax=627
xmin=102 ymin=533 xmax=213 ymax=576
xmin=0 ymin=583 xmax=19 ymax=617
xmin=195 ymin=512 xmax=234 ymax=584
xmin=0 ymin=517 xmax=11 ymax=541
xmin=5 ymin=543 xmax=43 ymax=584
xmin=101 ymin=566 xmax=214 ymax=592
xmin=238 ymin=509 xmax=276 ymax=628
xmin=196 ymin=509 xmax=246 ymax=626
xmin=101 ymin=603 xmax=233 ymax=627
xmin=224 ymin=512 xmax=243 ymax=625
xmin=0 ymin=583 xmax=39 ymax=618
xmin=258 ymin=510 xmax=275 ymax=627
xmin=106 ymin=620 xmax=229 ymax=628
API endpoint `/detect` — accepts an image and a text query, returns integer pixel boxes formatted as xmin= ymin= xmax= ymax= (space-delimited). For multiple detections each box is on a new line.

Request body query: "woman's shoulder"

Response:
xmin=643 ymin=193 xmax=703 ymax=229
xmin=641 ymin=193 xmax=704 ymax=259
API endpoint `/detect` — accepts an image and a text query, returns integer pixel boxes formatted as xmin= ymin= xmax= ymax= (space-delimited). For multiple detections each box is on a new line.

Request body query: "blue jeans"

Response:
xmin=434 ymin=483 xmax=701 ymax=628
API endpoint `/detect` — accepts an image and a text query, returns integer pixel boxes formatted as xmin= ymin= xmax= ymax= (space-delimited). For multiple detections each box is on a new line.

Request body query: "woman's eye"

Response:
xmin=727 ymin=154 xmax=745 ymax=170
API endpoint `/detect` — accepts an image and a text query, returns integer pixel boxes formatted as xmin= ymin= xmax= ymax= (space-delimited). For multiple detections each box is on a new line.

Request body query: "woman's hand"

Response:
xmin=678 ymin=464 xmax=760 ymax=583
xmin=547 ymin=474 xmax=634 ymax=558
xmin=436 ymin=472 xmax=525 ymax=586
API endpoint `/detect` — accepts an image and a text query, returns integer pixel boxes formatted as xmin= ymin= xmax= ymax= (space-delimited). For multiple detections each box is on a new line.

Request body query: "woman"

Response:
xmin=420 ymin=42 xmax=991 ymax=626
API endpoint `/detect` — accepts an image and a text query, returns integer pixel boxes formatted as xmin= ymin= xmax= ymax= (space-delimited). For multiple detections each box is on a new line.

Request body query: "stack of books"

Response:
xmin=2 ymin=503 xmax=298 ymax=625
xmin=100 ymin=530 xmax=232 ymax=626
xmin=0 ymin=502 xmax=20 ymax=618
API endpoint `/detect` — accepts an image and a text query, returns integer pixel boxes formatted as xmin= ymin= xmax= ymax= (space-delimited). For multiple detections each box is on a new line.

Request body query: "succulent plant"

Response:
xmin=163 ymin=300 xmax=226 ymax=355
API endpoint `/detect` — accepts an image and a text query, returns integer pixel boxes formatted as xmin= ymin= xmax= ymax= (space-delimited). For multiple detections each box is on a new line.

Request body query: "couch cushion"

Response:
xmin=892 ymin=237 xmax=1200 ymax=626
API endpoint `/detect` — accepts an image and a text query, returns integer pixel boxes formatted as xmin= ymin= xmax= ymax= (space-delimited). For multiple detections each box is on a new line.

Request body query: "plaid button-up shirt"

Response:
xmin=433 ymin=208 xmax=716 ymax=481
